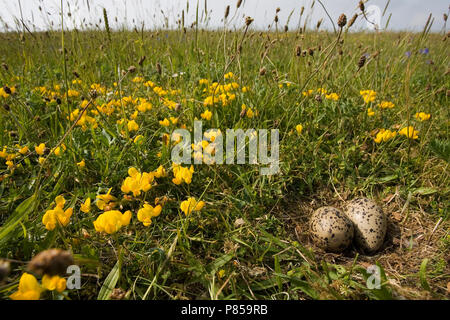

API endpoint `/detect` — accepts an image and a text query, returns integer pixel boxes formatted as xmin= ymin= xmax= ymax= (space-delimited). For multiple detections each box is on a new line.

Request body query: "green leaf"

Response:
xmin=419 ymin=258 xmax=431 ymax=291
xmin=205 ymin=253 xmax=233 ymax=274
xmin=413 ymin=187 xmax=438 ymax=196
xmin=0 ymin=195 xmax=37 ymax=244
xmin=98 ymin=261 xmax=120 ymax=300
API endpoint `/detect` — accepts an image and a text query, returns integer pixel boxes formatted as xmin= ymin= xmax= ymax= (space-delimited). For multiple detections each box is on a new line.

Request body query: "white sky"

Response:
xmin=0 ymin=0 xmax=448 ymax=32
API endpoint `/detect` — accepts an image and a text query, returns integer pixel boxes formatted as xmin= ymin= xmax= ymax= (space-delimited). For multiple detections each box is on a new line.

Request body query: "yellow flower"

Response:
xmin=10 ymin=273 xmax=41 ymax=300
xmin=93 ymin=210 xmax=132 ymax=234
xmin=399 ymin=126 xmax=419 ymax=139
xmin=42 ymin=275 xmax=66 ymax=293
xmin=6 ymin=160 xmax=13 ymax=168
xmin=373 ymin=129 xmax=397 ymax=143
xmin=325 ymin=93 xmax=339 ymax=101
xmin=134 ymin=135 xmax=144 ymax=145
xmin=246 ymin=108 xmax=254 ymax=118
xmin=201 ymin=109 xmax=212 ymax=121
xmin=137 ymin=204 xmax=162 ymax=226
xmin=367 ymin=107 xmax=375 ymax=117
xmin=154 ymin=165 xmax=167 ymax=178
xmin=127 ymin=120 xmax=139 ymax=132
xmin=67 ymin=89 xmax=80 ymax=98
xmin=170 ymin=117 xmax=179 ymax=125
xmin=180 ymin=197 xmax=205 ymax=216
xmin=77 ymin=159 xmax=85 ymax=168
xmin=80 ymin=198 xmax=91 ymax=213
xmin=121 ymin=167 xmax=154 ymax=197
xmin=360 ymin=90 xmax=377 ymax=104
xmin=96 ymin=188 xmax=118 ymax=210
xmin=18 ymin=146 xmax=29 ymax=155
xmin=35 ymin=143 xmax=46 ymax=155
xmin=54 ymin=144 xmax=66 ymax=157
xmin=42 ymin=200 xmax=73 ymax=231
xmin=172 ymin=163 xmax=194 ymax=185
xmin=38 ymin=157 xmax=46 ymax=165
xmin=378 ymin=101 xmax=395 ymax=109
xmin=218 ymin=269 xmax=226 ymax=279
xmin=224 ymin=72 xmax=234 ymax=79
xmin=296 ymin=124 xmax=303 ymax=134
xmin=302 ymin=89 xmax=313 ymax=97
xmin=137 ymin=101 xmax=152 ymax=112
xmin=159 ymin=118 xmax=170 ymax=127
xmin=414 ymin=112 xmax=430 ymax=121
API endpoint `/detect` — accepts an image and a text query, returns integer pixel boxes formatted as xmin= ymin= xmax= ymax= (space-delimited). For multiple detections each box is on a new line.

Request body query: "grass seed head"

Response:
xmin=338 ymin=14 xmax=347 ymax=28
xmin=358 ymin=54 xmax=366 ymax=69
xmin=348 ymin=14 xmax=358 ymax=28
xmin=359 ymin=1 xmax=365 ymax=12
xmin=28 ymin=249 xmax=74 ymax=276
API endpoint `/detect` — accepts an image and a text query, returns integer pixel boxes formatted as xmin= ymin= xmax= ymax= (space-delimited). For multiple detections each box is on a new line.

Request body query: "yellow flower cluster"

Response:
xmin=172 ymin=163 xmax=194 ymax=185
xmin=9 ymin=272 xmax=67 ymax=300
xmin=93 ymin=210 xmax=132 ymax=234
xmin=414 ymin=112 xmax=430 ymax=121
xmin=180 ymin=197 xmax=205 ymax=216
xmin=373 ymin=129 xmax=397 ymax=143
xmin=360 ymin=90 xmax=377 ymax=104
xmin=42 ymin=196 xmax=73 ymax=231
xmin=137 ymin=203 xmax=162 ymax=226
xmin=378 ymin=101 xmax=395 ymax=109
xmin=121 ymin=167 xmax=155 ymax=197
xmin=399 ymin=126 xmax=419 ymax=139
xmin=302 ymin=88 xmax=339 ymax=101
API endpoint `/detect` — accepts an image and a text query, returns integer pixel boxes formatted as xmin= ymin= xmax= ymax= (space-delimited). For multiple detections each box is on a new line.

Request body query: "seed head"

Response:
xmin=3 ymin=86 xmax=11 ymax=95
xmin=225 ymin=6 xmax=230 ymax=19
xmin=0 ymin=260 xmax=10 ymax=283
xmin=156 ymin=63 xmax=162 ymax=75
xmin=259 ymin=67 xmax=266 ymax=76
xmin=358 ymin=54 xmax=366 ymax=69
xmin=338 ymin=14 xmax=347 ymax=28
xmin=127 ymin=65 xmax=137 ymax=73
xmin=295 ymin=45 xmax=301 ymax=56
xmin=348 ymin=14 xmax=358 ymax=28
xmin=237 ymin=0 xmax=242 ymax=9
xmin=359 ymin=1 xmax=365 ymax=12
xmin=28 ymin=249 xmax=74 ymax=276
xmin=245 ymin=16 xmax=254 ymax=26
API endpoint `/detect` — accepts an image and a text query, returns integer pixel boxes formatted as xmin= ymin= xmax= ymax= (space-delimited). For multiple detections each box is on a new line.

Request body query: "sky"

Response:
xmin=0 ymin=0 xmax=448 ymax=32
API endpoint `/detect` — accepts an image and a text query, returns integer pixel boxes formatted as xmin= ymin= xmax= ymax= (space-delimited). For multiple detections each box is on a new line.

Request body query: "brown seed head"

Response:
xmin=259 ymin=67 xmax=266 ymax=76
xmin=138 ymin=56 xmax=146 ymax=66
xmin=225 ymin=6 xmax=230 ymax=19
xmin=245 ymin=16 xmax=254 ymax=26
xmin=3 ymin=86 xmax=11 ymax=95
xmin=348 ymin=14 xmax=358 ymax=27
xmin=110 ymin=288 xmax=127 ymax=300
xmin=156 ymin=63 xmax=162 ymax=75
xmin=358 ymin=54 xmax=366 ymax=69
xmin=0 ymin=260 xmax=10 ymax=283
xmin=28 ymin=249 xmax=74 ymax=276
xmin=359 ymin=1 xmax=365 ymax=12
xmin=295 ymin=45 xmax=301 ymax=56
xmin=338 ymin=14 xmax=347 ymax=28
xmin=237 ymin=0 xmax=242 ymax=9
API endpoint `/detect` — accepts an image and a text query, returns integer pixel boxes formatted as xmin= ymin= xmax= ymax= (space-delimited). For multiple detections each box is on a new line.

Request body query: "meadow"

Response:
xmin=0 ymin=3 xmax=449 ymax=300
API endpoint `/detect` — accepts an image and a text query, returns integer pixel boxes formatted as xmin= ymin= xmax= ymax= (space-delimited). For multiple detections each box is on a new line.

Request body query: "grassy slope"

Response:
xmin=0 ymin=26 xmax=448 ymax=300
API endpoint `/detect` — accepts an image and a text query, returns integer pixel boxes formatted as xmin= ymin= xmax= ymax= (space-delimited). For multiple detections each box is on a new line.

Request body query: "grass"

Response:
xmin=0 ymin=5 xmax=448 ymax=300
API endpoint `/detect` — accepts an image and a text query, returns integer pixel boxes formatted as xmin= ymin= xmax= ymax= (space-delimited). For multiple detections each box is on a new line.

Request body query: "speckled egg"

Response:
xmin=309 ymin=206 xmax=354 ymax=252
xmin=345 ymin=198 xmax=387 ymax=253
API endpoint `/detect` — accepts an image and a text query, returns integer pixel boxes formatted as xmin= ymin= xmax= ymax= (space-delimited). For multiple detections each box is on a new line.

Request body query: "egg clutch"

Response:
xmin=309 ymin=198 xmax=387 ymax=253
